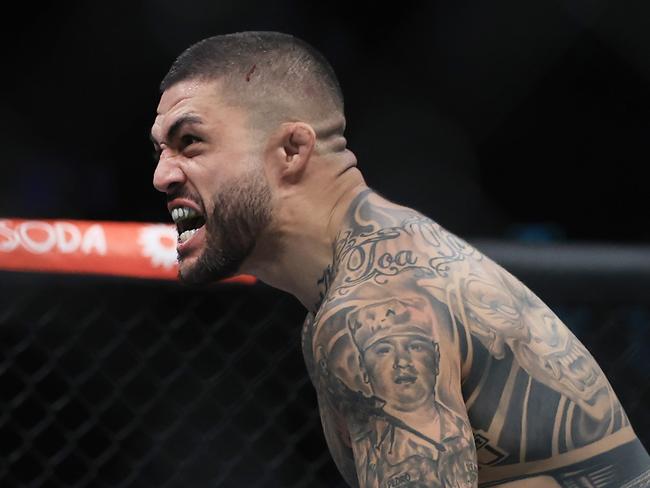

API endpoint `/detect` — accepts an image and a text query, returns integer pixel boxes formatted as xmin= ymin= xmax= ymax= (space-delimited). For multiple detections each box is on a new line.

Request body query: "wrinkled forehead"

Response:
xmin=151 ymin=79 xmax=223 ymax=141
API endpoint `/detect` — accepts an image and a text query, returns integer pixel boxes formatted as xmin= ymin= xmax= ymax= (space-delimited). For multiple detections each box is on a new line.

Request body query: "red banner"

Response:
xmin=0 ymin=219 xmax=255 ymax=284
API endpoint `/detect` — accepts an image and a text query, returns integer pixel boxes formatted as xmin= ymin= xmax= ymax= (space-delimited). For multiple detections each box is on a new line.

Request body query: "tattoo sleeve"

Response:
xmin=308 ymin=192 xmax=480 ymax=488
xmin=305 ymin=190 xmax=649 ymax=488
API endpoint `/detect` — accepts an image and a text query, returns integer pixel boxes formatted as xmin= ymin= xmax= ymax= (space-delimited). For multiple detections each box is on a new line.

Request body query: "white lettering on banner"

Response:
xmin=138 ymin=225 xmax=177 ymax=269
xmin=55 ymin=222 xmax=81 ymax=253
xmin=0 ymin=220 xmax=19 ymax=252
xmin=20 ymin=221 xmax=56 ymax=254
xmin=81 ymin=225 xmax=107 ymax=256
xmin=0 ymin=220 xmax=107 ymax=255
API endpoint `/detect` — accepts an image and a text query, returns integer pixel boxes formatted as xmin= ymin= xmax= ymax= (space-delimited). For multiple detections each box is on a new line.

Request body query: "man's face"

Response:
xmin=363 ymin=335 xmax=439 ymax=412
xmin=151 ymin=80 xmax=272 ymax=284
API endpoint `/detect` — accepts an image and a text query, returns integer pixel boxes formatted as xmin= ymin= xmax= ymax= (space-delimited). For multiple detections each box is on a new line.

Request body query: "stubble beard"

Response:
xmin=178 ymin=168 xmax=272 ymax=285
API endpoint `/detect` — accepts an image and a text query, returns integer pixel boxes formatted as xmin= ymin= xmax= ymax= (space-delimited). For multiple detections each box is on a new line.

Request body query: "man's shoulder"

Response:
xmin=336 ymin=189 xmax=435 ymax=241
xmin=322 ymin=191 xmax=488 ymax=311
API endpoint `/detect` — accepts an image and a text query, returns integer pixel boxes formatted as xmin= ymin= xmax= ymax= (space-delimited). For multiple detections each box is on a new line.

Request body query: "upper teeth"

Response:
xmin=171 ymin=206 xmax=199 ymax=223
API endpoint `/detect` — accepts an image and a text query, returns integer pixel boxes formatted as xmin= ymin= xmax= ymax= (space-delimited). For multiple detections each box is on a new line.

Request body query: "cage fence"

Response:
xmin=1 ymin=241 xmax=649 ymax=487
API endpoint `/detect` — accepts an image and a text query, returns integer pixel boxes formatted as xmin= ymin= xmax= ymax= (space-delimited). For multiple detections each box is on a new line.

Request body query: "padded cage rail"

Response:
xmin=0 ymin=218 xmax=254 ymax=283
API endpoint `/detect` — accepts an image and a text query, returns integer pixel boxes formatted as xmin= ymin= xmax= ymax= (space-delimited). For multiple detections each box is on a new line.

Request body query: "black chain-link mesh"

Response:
xmin=1 ymin=265 xmax=649 ymax=487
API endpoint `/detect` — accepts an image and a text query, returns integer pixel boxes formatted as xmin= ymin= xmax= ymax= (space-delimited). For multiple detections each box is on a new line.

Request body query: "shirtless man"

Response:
xmin=150 ymin=31 xmax=650 ymax=487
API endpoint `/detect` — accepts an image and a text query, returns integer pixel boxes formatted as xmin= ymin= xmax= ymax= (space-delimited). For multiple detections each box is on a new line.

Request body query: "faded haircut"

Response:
xmin=160 ymin=31 xmax=344 ymax=130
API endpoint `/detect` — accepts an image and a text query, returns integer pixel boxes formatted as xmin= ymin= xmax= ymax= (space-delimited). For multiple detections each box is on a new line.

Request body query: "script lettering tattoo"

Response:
xmin=324 ymin=206 xmax=482 ymax=303
xmin=304 ymin=191 xmax=648 ymax=487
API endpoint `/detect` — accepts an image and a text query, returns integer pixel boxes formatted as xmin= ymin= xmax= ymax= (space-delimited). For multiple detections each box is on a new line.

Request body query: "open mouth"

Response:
xmin=394 ymin=375 xmax=417 ymax=385
xmin=170 ymin=206 xmax=206 ymax=243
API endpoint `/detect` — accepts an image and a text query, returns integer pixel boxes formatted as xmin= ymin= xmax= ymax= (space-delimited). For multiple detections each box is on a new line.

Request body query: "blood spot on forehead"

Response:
xmin=246 ymin=64 xmax=257 ymax=82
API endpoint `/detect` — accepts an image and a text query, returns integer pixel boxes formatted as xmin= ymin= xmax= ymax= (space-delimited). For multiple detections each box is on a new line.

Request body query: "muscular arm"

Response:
xmin=302 ymin=314 xmax=360 ymax=487
xmin=308 ymin=193 xmax=479 ymax=487
xmin=307 ymin=190 xmax=648 ymax=487
xmin=311 ymin=292 xmax=478 ymax=488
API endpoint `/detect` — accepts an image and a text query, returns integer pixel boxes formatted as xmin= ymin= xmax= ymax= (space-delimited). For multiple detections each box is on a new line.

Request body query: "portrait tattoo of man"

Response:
xmin=345 ymin=297 xmax=477 ymax=487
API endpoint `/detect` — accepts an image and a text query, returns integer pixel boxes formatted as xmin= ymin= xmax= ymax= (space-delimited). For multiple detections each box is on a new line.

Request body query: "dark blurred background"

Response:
xmin=2 ymin=2 xmax=650 ymax=486
xmin=2 ymin=0 xmax=648 ymax=242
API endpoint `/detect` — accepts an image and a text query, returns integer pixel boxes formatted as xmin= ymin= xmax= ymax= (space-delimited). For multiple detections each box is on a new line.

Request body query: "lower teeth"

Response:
xmin=179 ymin=229 xmax=198 ymax=243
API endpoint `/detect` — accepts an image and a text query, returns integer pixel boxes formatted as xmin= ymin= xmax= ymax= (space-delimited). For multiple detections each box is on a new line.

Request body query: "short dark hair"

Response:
xmin=161 ymin=31 xmax=344 ymax=124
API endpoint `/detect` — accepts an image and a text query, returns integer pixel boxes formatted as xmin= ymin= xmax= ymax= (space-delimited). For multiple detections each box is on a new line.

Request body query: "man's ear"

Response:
xmin=269 ymin=122 xmax=316 ymax=183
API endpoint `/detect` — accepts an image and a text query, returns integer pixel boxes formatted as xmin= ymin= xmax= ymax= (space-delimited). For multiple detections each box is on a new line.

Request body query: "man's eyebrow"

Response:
xmin=150 ymin=114 xmax=204 ymax=146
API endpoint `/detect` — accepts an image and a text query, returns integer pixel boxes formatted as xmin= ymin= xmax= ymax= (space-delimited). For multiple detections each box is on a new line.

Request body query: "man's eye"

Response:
xmin=180 ymin=134 xmax=201 ymax=147
xmin=376 ymin=346 xmax=391 ymax=355
xmin=409 ymin=342 xmax=429 ymax=352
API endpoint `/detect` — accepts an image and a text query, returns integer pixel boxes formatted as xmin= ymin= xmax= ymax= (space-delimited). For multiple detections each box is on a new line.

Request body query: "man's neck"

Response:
xmin=244 ymin=166 xmax=368 ymax=312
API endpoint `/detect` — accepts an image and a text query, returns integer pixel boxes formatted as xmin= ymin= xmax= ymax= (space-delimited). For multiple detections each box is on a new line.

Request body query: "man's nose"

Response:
xmin=393 ymin=347 xmax=412 ymax=369
xmin=153 ymin=151 xmax=185 ymax=193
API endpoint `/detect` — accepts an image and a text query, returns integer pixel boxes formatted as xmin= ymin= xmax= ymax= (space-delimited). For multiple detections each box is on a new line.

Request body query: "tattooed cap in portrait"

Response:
xmin=346 ymin=296 xmax=434 ymax=354
xmin=342 ymin=295 xmax=476 ymax=487
xmin=315 ymin=277 xmax=463 ymax=406
xmin=345 ymin=295 xmax=444 ymax=412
